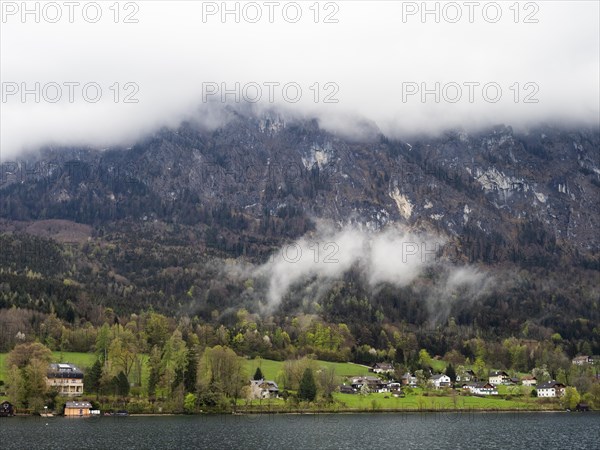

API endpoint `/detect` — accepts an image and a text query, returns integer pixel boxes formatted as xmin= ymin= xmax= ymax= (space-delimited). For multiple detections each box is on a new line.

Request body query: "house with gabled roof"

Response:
xmin=571 ymin=355 xmax=593 ymax=365
xmin=463 ymin=382 xmax=498 ymax=396
xmin=429 ymin=374 xmax=451 ymax=389
xmin=0 ymin=401 xmax=14 ymax=417
xmin=64 ymin=401 xmax=92 ymax=417
xmin=339 ymin=384 xmax=357 ymax=394
xmin=456 ymin=369 xmax=476 ymax=383
xmin=488 ymin=371 xmax=510 ymax=385
xmin=536 ymin=380 xmax=566 ymax=398
xmin=249 ymin=379 xmax=279 ymax=399
xmin=401 ymin=372 xmax=418 ymax=387
xmin=350 ymin=376 xmax=389 ymax=393
xmin=369 ymin=362 xmax=394 ymax=374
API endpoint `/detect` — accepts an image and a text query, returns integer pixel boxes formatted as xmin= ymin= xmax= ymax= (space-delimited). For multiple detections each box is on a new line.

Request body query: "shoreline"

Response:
xmin=9 ymin=408 xmax=587 ymax=417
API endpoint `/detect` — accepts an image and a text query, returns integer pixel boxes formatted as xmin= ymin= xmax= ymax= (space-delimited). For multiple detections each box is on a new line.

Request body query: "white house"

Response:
xmin=370 ymin=362 xmax=394 ymax=374
xmin=249 ymin=379 xmax=279 ymax=399
xmin=463 ymin=382 xmax=498 ymax=396
xmin=521 ymin=376 xmax=537 ymax=387
xmin=488 ymin=371 xmax=510 ymax=385
xmin=429 ymin=374 xmax=451 ymax=389
xmin=401 ymin=372 xmax=418 ymax=387
xmin=536 ymin=381 xmax=566 ymax=398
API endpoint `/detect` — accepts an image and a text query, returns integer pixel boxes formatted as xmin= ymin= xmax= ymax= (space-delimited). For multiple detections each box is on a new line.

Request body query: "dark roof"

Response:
xmin=463 ymin=382 xmax=495 ymax=389
xmin=537 ymin=380 xmax=566 ymax=390
xmin=48 ymin=363 xmax=84 ymax=379
xmin=0 ymin=401 xmax=14 ymax=416
xmin=489 ymin=371 xmax=508 ymax=377
xmin=339 ymin=385 xmax=356 ymax=393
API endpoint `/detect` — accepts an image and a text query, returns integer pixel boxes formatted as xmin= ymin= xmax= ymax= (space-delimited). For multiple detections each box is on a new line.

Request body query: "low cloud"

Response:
xmin=240 ymin=222 xmax=490 ymax=321
xmin=1 ymin=2 xmax=598 ymax=157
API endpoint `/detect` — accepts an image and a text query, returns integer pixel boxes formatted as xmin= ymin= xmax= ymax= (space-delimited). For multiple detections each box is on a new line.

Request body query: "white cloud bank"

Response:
xmin=1 ymin=1 xmax=598 ymax=158
xmin=249 ymin=222 xmax=488 ymax=317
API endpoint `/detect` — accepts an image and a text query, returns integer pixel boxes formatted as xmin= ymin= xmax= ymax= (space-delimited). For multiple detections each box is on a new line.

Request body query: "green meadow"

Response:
xmin=332 ymin=392 xmax=550 ymax=411
xmin=1 ymin=352 xmax=562 ymax=412
xmin=1 ymin=352 xmax=99 ymax=383
xmin=1 ymin=353 xmax=370 ymax=385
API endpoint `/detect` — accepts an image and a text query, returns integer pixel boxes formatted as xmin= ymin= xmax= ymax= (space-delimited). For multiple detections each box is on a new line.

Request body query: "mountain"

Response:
xmin=0 ymin=109 xmax=598 ymax=353
xmin=2 ymin=111 xmax=599 ymax=260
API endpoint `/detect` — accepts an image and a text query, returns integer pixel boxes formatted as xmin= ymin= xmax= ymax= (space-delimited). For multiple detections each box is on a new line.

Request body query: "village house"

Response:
xmin=369 ymin=362 xmax=394 ymax=374
xmin=0 ymin=401 xmax=14 ymax=417
xmin=249 ymin=379 xmax=279 ymax=399
xmin=429 ymin=374 xmax=451 ymax=389
xmin=388 ymin=382 xmax=402 ymax=390
xmin=488 ymin=371 xmax=510 ymax=385
xmin=521 ymin=376 xmax=537 ymax=387
xmin=463 ymin=382 xmax=498 ymax=396
xmin=64 ymin=401 xmax=92 ymax=417
xmin=401 ymin=372 xmax=418 ymax=387
xmin=571 ymin=355 xmax=593 ymax=365
xmin=388 ymin=382 xmax=403 ymax=397
xmin=456 ymin=369 xmax=476 ymax=383
xmin=46 ymin=363 xmax=84 ymax=396
xmin=338 ymin=384 xmax=357 ymax=394
xmin=351 ymin=376 xmax=389 ymax=393
xmin=536 ymin=381 xmax=566 ymax=398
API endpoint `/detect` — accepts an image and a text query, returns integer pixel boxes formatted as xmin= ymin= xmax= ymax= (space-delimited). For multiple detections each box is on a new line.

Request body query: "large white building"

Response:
xmin=46 ymin=363 xmax=84 ymax=396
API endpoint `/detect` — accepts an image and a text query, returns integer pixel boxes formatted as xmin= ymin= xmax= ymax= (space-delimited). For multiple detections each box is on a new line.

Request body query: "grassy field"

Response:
xmin=429 ymin=359 xmax=448 ymax=372
xmin=1 ymin=351 xmax=563 ymax=412
xmin=237 ymin=391 xmax=559 ymax=413
xmin=0 ymin=353 xmax=6 ymax=383
xmin=333 ymin=392 xmax=555 ymax=411
xmin=1 ymin=353 xmax=370 ymax=385
xmin=50 ymin=351 xmax=97 ymax=369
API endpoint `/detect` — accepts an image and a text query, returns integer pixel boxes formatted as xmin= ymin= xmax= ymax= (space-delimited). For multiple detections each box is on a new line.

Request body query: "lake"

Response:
xmin=1 ymin=412 xmax=598 ymax=449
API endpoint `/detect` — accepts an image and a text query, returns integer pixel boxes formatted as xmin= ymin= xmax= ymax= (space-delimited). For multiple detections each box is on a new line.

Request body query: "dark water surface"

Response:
xmin=1 ymin=412 xmax=599 ymax=449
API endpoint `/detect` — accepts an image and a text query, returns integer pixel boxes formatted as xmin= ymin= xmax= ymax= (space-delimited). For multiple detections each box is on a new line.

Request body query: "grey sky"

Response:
xmin=1 ymin=1 xmax=598 ymax=157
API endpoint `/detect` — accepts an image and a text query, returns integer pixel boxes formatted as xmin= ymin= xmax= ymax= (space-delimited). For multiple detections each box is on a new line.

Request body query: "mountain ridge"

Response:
xmin=0 ymin=111 xmax=598 ymax=353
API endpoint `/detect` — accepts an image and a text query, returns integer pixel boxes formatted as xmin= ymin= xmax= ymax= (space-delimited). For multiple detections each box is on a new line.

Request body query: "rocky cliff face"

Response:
xmin=1 ymin=110 xmax=599 ymax=265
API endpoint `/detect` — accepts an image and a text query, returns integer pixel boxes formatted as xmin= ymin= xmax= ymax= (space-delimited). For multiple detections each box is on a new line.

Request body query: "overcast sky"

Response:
xmin=1 ymin=1 xmax=598 ymax=157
